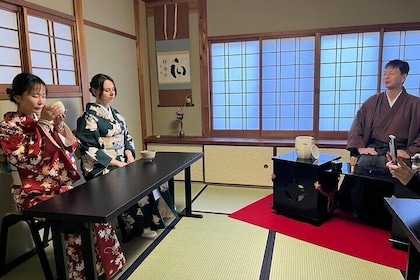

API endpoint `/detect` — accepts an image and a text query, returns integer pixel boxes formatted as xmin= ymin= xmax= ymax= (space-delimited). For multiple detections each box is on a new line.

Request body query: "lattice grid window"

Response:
xmin=28 ymin=15 xmax=76 ymax=86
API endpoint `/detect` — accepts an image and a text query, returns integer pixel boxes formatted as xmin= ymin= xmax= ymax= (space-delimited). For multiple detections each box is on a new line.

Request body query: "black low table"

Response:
xmin=23 ymin=152 xmax=203 ymax=280
xmin=338 ymin=162 xmax=419 ymax=247
xmin=338 ymin=162 xmax=396 ymax=228
xmin=385 ymin=198 xmax=420 ymax=280
xmin=272 ymin=152 xmax=340 ymax=226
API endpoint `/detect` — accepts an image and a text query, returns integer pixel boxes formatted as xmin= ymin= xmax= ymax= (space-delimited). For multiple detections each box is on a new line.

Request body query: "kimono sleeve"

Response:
xmin=405 ymin=173 xmax=420 ymax=195
xmin=76 ymin=112 xmax=112 ymax=169
xmin=123 ymin=126 xmax=136 ymax=159
xmin=406 ymin=99 xmax=420 ymax=156
xmin=0 ymin=118 xmax=44 ymax=172
xmin=347 ymin=105 xmax=368 ymax=153
xmin=347 ymin=95 xmax=378 ymax=154
xmin=114 ymin=108 xmax=136 ymax=159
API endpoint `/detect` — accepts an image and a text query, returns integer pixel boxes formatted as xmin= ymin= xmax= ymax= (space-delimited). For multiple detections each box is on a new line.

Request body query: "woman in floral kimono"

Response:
xmin=0 ymin=73 xmax=126 ymax=279
xmin=76 ymin=73 xmax=176 ymax=240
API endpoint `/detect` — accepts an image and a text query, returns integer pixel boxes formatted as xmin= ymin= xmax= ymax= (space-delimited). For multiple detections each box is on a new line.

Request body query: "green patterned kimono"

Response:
xmin=76 ymin=102 xmax=134 ymax=179
xmin=76 ymin=103 xmax=168 ymax=238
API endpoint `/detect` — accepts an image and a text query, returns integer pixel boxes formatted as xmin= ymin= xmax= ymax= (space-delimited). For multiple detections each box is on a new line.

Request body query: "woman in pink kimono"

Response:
xmin=0 ymin=73 xmax=126 ymax=279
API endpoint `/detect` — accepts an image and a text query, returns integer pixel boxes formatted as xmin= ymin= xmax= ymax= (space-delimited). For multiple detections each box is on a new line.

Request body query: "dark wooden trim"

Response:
xmin=1 ymin=1 xmax=84 ymax=99
xmin=313 ymin=33 xmax=321 ymax=134
xmin=84 ymin=20 xmax=137 ymax=40
xmin=0 ymin=1 xmax=19 ymax=11
xmin=134 ymin=0 xmax=148 ymax=150
xmin=27 ymin=8 xmax=75 ymax=24
xmin=46 ymin=85 xmax=81 ymax=93
xmin=2 ymin=0 xmax=75 ymax=21
xmin=47 ymin=92 xmax=83 ymax=98
xmin=21 ymin=6 xmax=31 ymax=72
xmin=207 ymin=129 xmax=349 ymax=141
xmin=198 ymin=0 xmax=209 ymax=137
xmin=144 ymin=135 xmax=348 ymax=149
xmin=378 ymin=28 xmax=385 ymax=91
xmin=158 ymin=89 xmax=192 ymax=107
xmin=0 ymin=95 xmax=9 ymax=101
xmin=0 ymin=2 xmax=23 ymax=100
xmin=73 ymin=0 xmax=90 ymax=108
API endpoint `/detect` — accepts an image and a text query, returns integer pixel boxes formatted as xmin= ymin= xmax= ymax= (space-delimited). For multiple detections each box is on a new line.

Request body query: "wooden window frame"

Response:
xmin=0 ymin=1 xmax=82 ymax=100
xmin=207 ymin=22 xmax=420 ymax=141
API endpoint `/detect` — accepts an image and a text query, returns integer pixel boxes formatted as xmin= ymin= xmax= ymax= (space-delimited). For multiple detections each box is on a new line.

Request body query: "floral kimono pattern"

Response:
xmin=77 ymin=103 xmax=166 ymax=236
xmin=0 ymin=112 xmax=125 ymax=279
xmin=76 ymin=103 xmax=135 ymax=180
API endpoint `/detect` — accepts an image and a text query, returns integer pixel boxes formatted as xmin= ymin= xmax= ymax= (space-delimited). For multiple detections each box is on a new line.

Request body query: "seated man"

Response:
xmin=338 ymin=59 xmax=420 ymax=227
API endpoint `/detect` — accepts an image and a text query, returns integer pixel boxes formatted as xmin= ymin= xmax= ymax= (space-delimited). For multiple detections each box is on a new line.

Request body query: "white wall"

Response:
xmin=83 ymin=0 xmax=143 ymax=152
xmin=207 ymin=0 xmax=420 ymax=36
xmin=26 ymin=0 xmax=73 ymax=15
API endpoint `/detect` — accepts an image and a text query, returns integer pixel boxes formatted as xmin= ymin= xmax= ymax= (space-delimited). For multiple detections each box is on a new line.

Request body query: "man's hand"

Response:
xmin=358 ymin=147 xmax=378 ymax=155
xmin=386 ymin=154 xmax=414 ymax=185
xmin=397 ymin=149 xmax=410 ymax=159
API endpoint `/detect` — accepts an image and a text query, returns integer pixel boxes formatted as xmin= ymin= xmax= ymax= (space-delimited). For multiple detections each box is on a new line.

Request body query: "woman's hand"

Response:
xmin=53 ymin=110 xmax=68 ymax=133
xmin=125 ymin=150 xmax=135 ymax=164
xmin=386 ymin=153 xmax=414 ymax=185
xmin=54 ymin=111 xmax=66 ymax=125
xmin=40 ymin=103 xmax=65 ymax=122
xmin=358 ymin=147 xmax=377 ymax=155
xmin=110 ymin=159 xmax=127 ymax=168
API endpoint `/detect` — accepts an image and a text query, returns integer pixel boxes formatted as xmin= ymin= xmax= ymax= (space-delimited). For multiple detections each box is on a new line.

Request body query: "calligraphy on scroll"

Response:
xmin=157 ymin=51 xmax=191 ymax=85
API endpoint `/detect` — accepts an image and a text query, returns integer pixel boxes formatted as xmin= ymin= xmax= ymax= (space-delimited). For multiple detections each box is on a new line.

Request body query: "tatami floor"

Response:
xmin=1 ymin=182 xmax=407 ymax=280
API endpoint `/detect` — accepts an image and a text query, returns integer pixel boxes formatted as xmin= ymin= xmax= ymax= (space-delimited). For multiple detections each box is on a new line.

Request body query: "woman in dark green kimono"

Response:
xmin=76 ymin=73 xmax=176 ymax=240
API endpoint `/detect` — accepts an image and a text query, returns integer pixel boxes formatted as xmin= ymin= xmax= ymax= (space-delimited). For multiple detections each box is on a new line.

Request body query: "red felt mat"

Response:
xmin=229 ymin=194 xmax=407 ymax=270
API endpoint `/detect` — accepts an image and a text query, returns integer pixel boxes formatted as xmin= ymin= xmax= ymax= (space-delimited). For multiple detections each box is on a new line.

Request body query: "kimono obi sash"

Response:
xmin=103 ymin=135 xmax=124 ymax=159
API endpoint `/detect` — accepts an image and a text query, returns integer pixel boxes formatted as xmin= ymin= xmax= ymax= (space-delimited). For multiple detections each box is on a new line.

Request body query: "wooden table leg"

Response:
xmin=51 ymin=223 xmax=68 ymax=280
xmin=168 ymin=178 xmax=175 ymax=204
xmin=80 ymin=222 xmax=97 ymax=279
xmin=181 ymin=166 xmax=202 ymax=218
xmin=406 ymin=242 xmax=420 ymax=280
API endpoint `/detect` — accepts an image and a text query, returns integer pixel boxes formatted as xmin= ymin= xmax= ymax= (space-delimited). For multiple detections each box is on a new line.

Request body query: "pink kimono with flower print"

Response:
xmin=0 ymin=112 xmax=126 ymax=279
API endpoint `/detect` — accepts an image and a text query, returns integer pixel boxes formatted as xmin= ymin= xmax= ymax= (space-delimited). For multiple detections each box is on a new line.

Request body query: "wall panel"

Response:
xmin=204 ymin=145 xmax=274 ymax=186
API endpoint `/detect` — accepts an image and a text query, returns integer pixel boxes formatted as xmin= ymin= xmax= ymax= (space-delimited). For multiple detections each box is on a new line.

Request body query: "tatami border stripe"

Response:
xmin=260 ymin=230 xmax=275 ymax=280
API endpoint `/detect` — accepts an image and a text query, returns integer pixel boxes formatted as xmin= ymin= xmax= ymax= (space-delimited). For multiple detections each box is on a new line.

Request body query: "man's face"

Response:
xmin=382 ymin=66 xmax=407 ymax=91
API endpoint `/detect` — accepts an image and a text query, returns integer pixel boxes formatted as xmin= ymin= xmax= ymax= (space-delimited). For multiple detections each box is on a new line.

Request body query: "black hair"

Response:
xmin=89 ymin=74 xmax=117 ymax=98
xmin=385 ymin=59 xmax=410 ymax=75
xmin=6 ymin=73 xmax=47 ymax=104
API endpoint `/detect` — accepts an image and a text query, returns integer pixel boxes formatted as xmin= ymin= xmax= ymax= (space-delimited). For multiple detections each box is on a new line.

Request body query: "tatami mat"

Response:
xmin=1 ymin=182 xmax=206 ymax=280
xmin=128 ymin=213 xmax=269 ymax=280
xmin=0 ymin=243 xmax=57 ymax=280
xmin=174 ymin=181 xmax=206 ymax=211
xmin=2 ymin=183 xmax=407 ymax=280
xmin=192 ymin=184 xmax=272 ymax=214
xmin=117 ymin=181 xmax=206 ymax=276
xmin=270 ymin=233 xmax=404 ymax=280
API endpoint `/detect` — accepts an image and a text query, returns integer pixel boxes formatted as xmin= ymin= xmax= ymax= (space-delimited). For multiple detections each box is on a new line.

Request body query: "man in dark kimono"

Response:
xmin=339 ymin=59 xmax=420 ymax=229
xmin=347 ymin=60 xmax=420 ymax=160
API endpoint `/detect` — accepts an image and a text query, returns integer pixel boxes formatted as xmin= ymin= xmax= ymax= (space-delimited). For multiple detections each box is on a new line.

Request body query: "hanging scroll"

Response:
xmin=154 ymin=2 xmax=192 ymax=107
